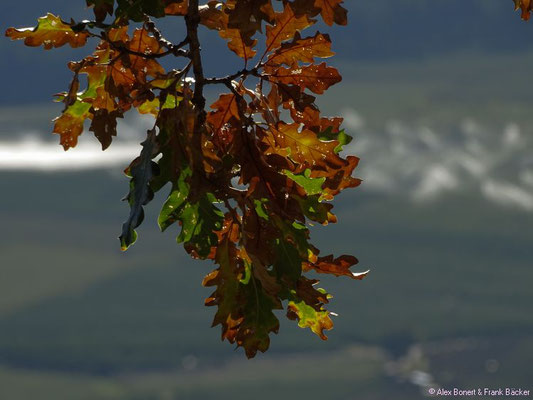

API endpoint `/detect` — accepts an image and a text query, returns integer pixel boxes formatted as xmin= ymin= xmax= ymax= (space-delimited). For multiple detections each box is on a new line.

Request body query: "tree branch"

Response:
xmin=185 ymin=0 xmax=206 ymax=122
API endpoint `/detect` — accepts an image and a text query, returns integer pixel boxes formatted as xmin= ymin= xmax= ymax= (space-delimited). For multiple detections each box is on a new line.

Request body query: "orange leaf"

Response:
xmin=5 ymin=13 xmax=88 ymax=49
xmin=52 ymin=103 xmax=91 ymax=150
xmin=218 ymin=29 xmax=257 ymax=60
xmin=267 ymin=32 xmax=334 ymax=66
xmin=128 ymin=28 xmax=165 ymax=77
xmin=92 ymin=86 xmax=116 ymax=111
xmin=266 ymin=123 xmax=339 ymax=168
xmin=265 ymin=6 xmax=313 ymax=54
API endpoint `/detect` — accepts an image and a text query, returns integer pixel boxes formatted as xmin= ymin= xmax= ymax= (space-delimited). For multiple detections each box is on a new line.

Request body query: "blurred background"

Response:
xmin=1 ymin=1 xmax=532 ymax=399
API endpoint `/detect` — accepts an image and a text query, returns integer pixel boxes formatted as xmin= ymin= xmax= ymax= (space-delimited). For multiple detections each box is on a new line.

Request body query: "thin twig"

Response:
xmin=204 ymin=66 xmax=262 ymax=85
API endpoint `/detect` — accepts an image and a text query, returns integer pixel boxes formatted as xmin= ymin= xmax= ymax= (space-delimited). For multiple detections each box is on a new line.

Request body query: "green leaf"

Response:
xmin=287 ymin=298 xmax=334 ymax=340
xmin=253 ymin=199 xmax=270 ymax=220
xmin=204 ymin=230 xmax=281 ymax=358
xmin=284 ymin=169 xmax=326 ymax=195
xmin=318 ymin=127 xmax=353 ymax=153
xmin=119 ymin=129 xmax=158 ymax=251
xmin=52 ymin=61 xmax=110 ymax=150
xmin=177 ymin=193 xmax=224 ymax=259
xmin=239 ymin=277 xmax=281 ymax=357
xmin=240 ymin=258 xmax=252 ymax=284
xmin=158 ymin=158 xmax=224 ymax=259
xmin=294 ymin=194 xmax=335 ymax=224
xmin=275 ymin=216 xmax=313 ymax=258
xmin=158 ymin=166 xmax=192 ymax=231
xmin=273 ymin=238 xmax=302 ymax=285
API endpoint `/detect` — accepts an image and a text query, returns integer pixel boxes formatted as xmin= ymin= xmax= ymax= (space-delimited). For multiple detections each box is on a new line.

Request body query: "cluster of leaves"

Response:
xmin=5 ymin=0 xmax=369 ymax=358
xmin=6 ymin=0 xmax=530 ymax=358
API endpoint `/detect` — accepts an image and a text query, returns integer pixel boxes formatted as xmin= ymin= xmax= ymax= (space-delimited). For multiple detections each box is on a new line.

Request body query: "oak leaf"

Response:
xmin=266 ymin=32 xmax=334 ymax=67
xmin=86 ymin=0 xmax=114 ymax=22
xmin=207 ymin=93 xmax=240 ymax=147
xmin=5 ymin=13 xmax=88 ymax=49
xmin=304 ymin=254 xmax=369 ymax=279
xmin=515 ymin=0 xmax=532 ymax=20
xmin=314 ymin=0 xmax=347 ymax=26
xmin=267 ymin=63 xmax=342 ymax=94
xmin=120 ymin=129 xmax=158 ymax=250
xmin=265 ymin=6 xmax=313 ymax=54
xmin=287 ymin=299 xmax=333 ymax=340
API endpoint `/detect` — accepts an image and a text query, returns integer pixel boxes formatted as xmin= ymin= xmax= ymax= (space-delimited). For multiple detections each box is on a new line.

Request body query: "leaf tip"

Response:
xmin=352 ymin=269 xmax=370 ymax=280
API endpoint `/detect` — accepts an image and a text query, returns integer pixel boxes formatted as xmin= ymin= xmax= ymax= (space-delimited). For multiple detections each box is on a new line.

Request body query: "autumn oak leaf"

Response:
xmin=5 ymin=13 xmax=89 ymax=49
xmin=267 ymin=32 xmax=334 ymax=67
xmin=514 ymin=0 xmax=533 ymax=20
xmin=267 ymin=63 xmax=342 ymax=95
xmin=265 ymin=6 xmax=314 ymax=54
xmin=314 ymin=0 xmax=348 ymax=26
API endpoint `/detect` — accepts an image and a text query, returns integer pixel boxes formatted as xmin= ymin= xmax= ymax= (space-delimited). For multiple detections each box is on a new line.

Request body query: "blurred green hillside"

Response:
xmin=1 ymin=2 xmax=533 ymax=398
xmin=1 ymin=167 xmax=532 ymax=398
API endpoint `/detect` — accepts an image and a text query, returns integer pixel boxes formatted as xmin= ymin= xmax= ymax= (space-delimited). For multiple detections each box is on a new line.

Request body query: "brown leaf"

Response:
xmin=267 ymin=63 xmax=342 ymax=94
xmin=275 ymin=83 xmax=320 ymax=128
xmin=515 ymin=0 xmax=533 ymax=20
xmin=89 ymin=109 xmax=122 ymax=150
xmin=87 ymin=0 xmax=114 ymax=22
xmin=304 ymin=254 xmax=369 ymax=279
xmin=226 ymin=0 xmax=274 ymax=35
xmin=295 ymin=276 xmax=330 ymax=310
xmin=313 ymin=155 xmax=361 ymax=199
xmin=314 ymin=0 xmax=347 ymax=26
xmin=289 ymin=0 xmax=320 ymax=18
xmin=203 ymin=1 xmax=259 ymax=59
xmin=199 ymin=1 xmax=225 ymax=29
xmin=165 ymin=0 xmax=188 ymax=15
xmin=207 ymin=93 xmax=240 ymax=147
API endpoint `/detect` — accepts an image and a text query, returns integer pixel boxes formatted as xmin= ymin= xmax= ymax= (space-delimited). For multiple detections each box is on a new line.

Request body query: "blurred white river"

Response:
xmin=1 ymin=109 xmax=532 ymax=212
